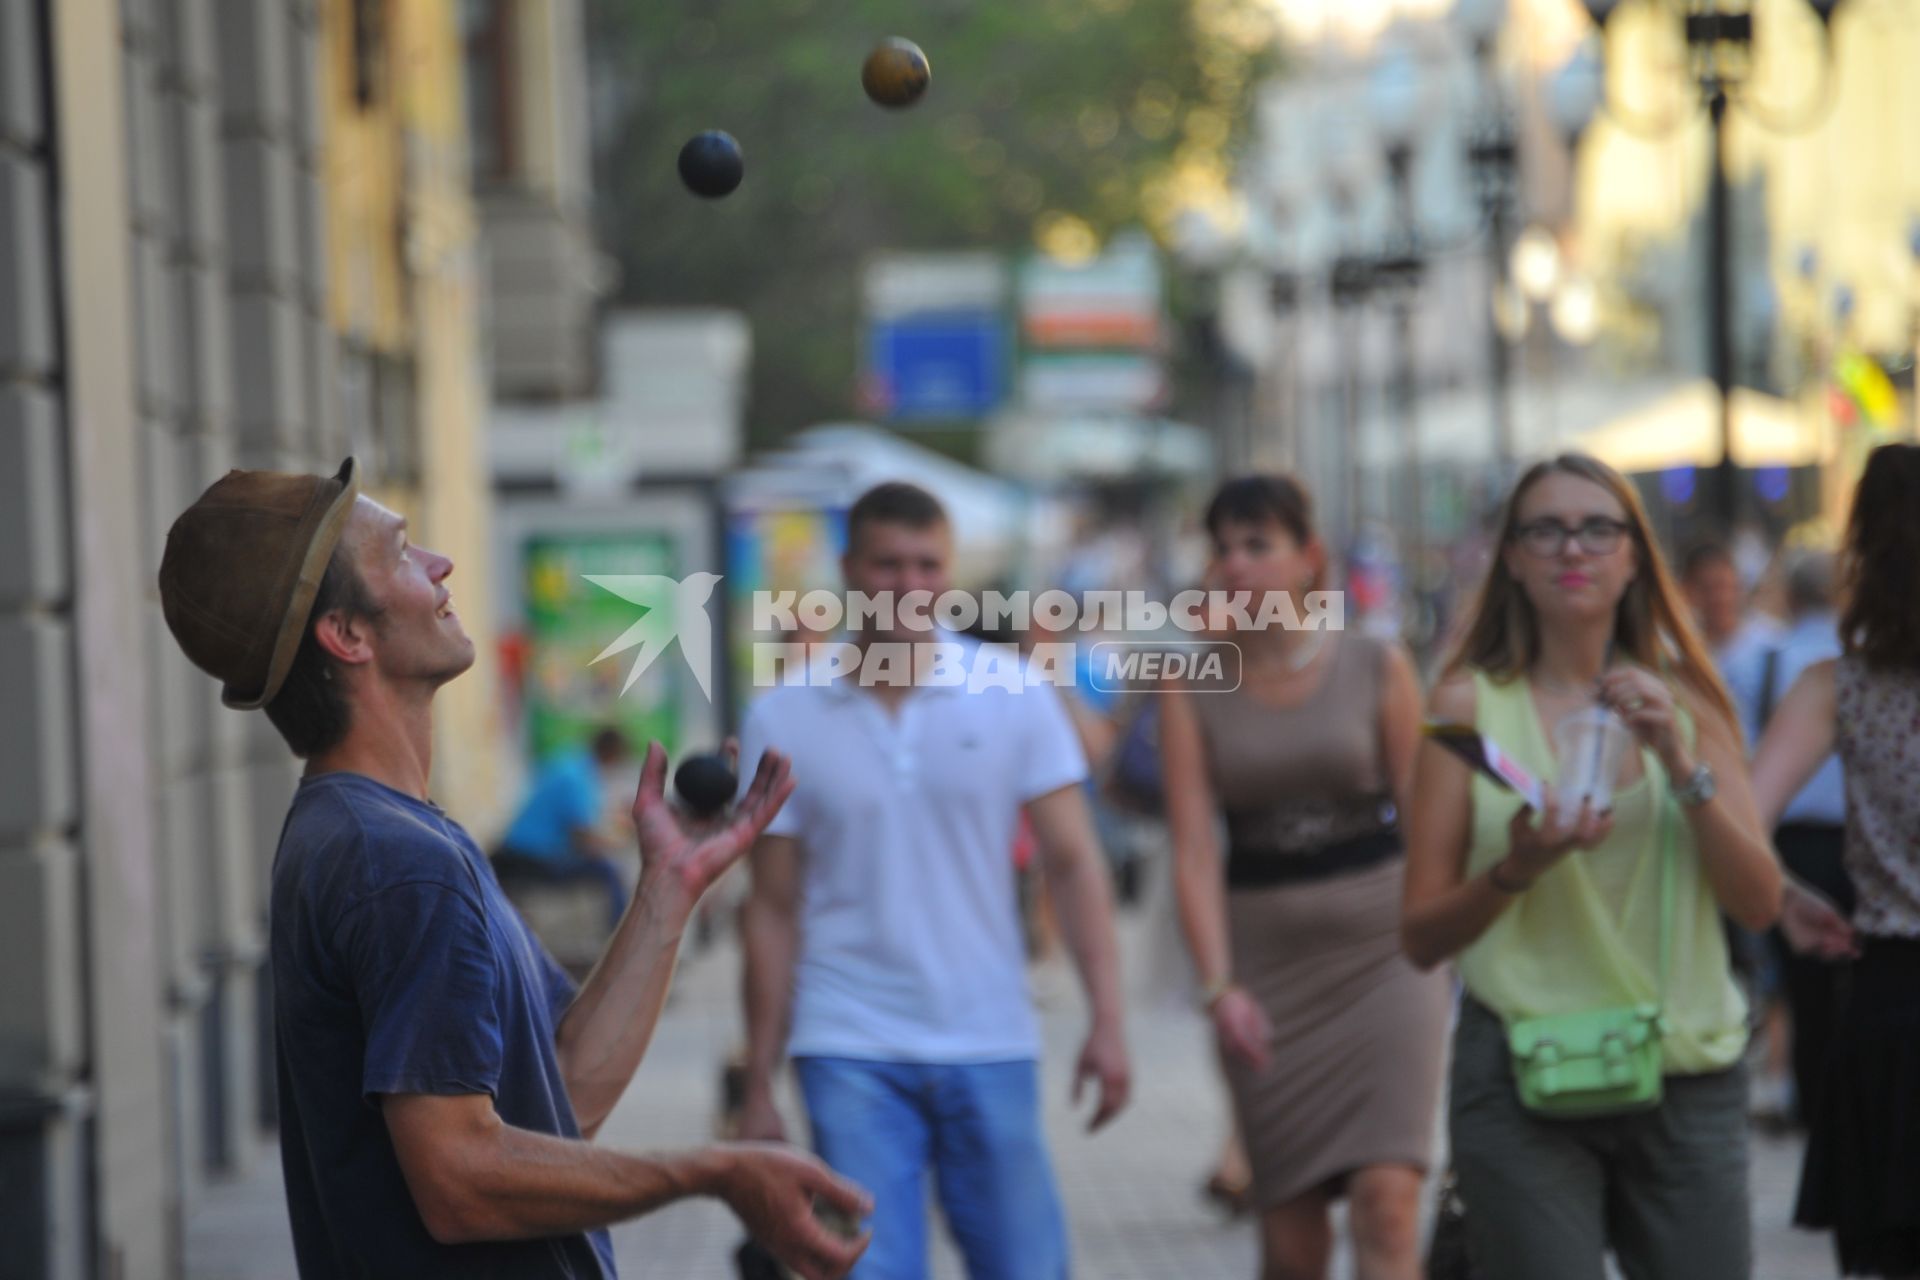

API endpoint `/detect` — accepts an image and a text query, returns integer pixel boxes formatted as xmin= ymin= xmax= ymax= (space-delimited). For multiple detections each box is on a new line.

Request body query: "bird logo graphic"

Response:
xmin=584 ymin=572 xmax=722 ymax=702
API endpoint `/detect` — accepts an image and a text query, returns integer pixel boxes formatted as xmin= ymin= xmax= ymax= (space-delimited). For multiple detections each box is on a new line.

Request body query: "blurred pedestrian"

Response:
xmin=1681 ymin=538 xmax=1787 ymax=1086
xmin=1402 ymin=453 xmax=1781 ymax=1280
xmin=156 ymin=459 xmax=868 ymax=1280
xmin=1749 ymin=443 xmax=1920 ymax=1278
xmin=1723 ymin=547 xmax=1850 ymax=1126
xmin=1681 ymin=539 xmax=1782 ymax=673
xmin=1161 ymin=474 xmax=1450 ymax=1280
xmin=495 ymin=725 xmax=635 ymax=929
xmin=1031 ymin=617 xmax=1131 ymax=951
xmin=737 ymin=482 xmax=1131 ymax=1280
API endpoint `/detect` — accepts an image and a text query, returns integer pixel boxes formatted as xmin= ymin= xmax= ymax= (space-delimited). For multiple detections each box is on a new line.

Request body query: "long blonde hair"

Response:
xmin=1443 ymin=454 xmax=1737 ymax=732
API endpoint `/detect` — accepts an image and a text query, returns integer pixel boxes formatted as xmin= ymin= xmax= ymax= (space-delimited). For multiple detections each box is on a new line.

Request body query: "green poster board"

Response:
xmin=521 ymin=531 xmax=683 ymax=763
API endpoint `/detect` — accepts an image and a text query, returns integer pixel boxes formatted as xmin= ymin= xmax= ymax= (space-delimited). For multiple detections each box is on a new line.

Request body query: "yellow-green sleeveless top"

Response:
xmin=1457 ymin=669 xmax=1749 ymax=1074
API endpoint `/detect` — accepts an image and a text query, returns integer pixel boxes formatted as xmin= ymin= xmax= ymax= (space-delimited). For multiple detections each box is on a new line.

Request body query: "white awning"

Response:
xmin=732 ymin=423 xmax=1032 ymax=587
xmin=1352 ymin=376 xmax=1827 ymax=474
xmin=1570 ymin=380 xmax=1826 ymax=471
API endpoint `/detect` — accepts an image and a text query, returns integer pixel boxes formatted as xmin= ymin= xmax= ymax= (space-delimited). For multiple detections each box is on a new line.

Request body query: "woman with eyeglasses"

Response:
xmin=1162 ymin=475 xmax=1451 ymax=1280
xmin=1402 ymin=454 xmax=1781 ymax=1279
xmin=1748 ymin=443 xmax=1920 ymax=1278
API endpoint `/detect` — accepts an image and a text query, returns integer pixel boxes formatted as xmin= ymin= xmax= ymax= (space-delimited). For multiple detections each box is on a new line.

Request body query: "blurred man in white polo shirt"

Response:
xmin=736 ymin=482 xmax=1130 ymax=1280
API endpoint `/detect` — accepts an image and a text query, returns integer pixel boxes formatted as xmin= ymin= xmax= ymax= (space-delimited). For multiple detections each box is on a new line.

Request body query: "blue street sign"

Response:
xmin=865 ymin=312 xmax=1006 ymax=422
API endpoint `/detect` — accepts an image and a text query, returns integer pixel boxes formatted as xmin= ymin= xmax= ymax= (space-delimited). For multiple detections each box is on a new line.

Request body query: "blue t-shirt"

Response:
xmin=1071 ymin=646 xmax=1120 ymax=718
xmin=1722 ymin=612 xmax=1847 ymax=826
xmin=502 ymin=750 xmax=603 ymax=860
xmin=270 ymin=772 xmax=615 ymax=1278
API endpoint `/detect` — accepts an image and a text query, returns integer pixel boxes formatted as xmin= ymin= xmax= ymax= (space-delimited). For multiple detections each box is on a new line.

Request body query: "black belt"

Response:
xmin=1226 ymin=828 xmax=1403 ymax=889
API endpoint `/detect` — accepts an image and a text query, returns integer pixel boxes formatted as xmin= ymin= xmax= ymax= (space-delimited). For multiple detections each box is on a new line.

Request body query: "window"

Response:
xmin=462 ymin=0 xmax=517 ymax=184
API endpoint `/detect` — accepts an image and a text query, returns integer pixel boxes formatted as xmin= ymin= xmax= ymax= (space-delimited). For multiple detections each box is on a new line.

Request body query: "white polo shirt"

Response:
xmin=739 ymin=634 xmax=1088 ymax=1064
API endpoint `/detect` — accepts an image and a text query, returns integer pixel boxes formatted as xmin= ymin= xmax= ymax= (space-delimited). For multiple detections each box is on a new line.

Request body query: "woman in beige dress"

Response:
xmin=1162 ymin=475 xmax=1451 ymax=1280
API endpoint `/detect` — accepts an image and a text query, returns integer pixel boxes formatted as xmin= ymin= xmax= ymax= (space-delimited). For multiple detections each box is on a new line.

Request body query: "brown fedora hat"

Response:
xmin=158 ymin=457 xmax=362 ymax=709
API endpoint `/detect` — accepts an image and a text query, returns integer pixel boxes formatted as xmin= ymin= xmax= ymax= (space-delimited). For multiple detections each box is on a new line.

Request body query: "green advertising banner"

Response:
xmin=521 ymin=531 xmax=683 ymax=763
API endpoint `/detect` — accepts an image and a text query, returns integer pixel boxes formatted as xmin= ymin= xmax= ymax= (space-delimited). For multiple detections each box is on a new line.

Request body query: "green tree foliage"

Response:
xmin=587 ymin=0 xmax=1277 ymax=447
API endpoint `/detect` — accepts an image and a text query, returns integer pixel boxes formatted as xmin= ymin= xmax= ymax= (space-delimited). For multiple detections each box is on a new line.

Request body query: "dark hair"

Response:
xmin=1680 ymin=540 xmax=1733 ymax=582
xmin=1203 ymin=474 xmax=1315 ymax=547
xmin=1839 ymin=443 xmax=1920 ymax=672
xmin=846 ymin=481 xmax=948 ymax=555
xmin=1444 ymin=453 xmax=1738 ymax=733
xmin=263 ymin=547 xmax=385 ymax=759
xmin=590 ymin=726 xmax=631 ymax=764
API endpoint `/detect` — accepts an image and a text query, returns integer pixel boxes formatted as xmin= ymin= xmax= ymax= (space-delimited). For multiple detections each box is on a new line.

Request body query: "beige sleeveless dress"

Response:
xmin=1190 ymin=633 xmax=1450 ymax=1208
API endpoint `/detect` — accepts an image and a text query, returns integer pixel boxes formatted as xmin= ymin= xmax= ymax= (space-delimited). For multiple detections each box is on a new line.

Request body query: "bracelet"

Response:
xmin=1198 ymin=975 xmax=1236 ymax=1011
xmin=1487 ymin=859 xmax=1532 ymax=895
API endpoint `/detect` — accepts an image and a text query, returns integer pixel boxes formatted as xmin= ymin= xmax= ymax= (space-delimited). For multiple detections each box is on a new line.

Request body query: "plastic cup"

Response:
xmin=1551 ymin=705 xmax=1631 ymax=825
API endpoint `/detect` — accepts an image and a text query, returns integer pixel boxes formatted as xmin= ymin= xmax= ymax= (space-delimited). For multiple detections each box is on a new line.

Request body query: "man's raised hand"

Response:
xmin=632 ymin=741 xmax=795 ymax=904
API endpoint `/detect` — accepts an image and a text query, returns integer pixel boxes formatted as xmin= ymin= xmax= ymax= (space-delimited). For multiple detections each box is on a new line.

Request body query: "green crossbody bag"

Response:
xmin=1506 ymin=799 xmax=1676 ymax=1119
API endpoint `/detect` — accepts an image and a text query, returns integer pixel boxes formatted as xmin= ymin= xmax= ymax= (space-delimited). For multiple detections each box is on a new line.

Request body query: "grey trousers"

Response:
xmin=1449 ymin=996 xmax=1753 ymax=1280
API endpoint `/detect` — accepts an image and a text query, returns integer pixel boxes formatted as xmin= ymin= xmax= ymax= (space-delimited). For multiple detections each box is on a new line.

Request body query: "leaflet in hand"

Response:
xmin=1423 ymin=722 xmax=1546 ymax=813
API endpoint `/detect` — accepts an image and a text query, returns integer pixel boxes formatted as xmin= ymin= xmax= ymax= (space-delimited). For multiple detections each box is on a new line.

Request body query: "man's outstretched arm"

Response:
xmin=553 ymin=743 xmax=795 ymax=1137
xmin=1025 ymin=782 xmax=1131 ymax=1131
xmin=737 ymin=834 xmax=803 ymax=1141
xmin=383 ymin=1092 xmax=868 ymax=1280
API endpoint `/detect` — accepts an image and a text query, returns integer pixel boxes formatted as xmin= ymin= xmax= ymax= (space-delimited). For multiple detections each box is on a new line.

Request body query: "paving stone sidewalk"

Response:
xmin=187 ymin=904 xmax=1840 ymax=1279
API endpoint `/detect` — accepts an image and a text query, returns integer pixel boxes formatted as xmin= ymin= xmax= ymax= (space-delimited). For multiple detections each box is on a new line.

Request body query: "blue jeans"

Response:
xmin=793 ymin=1057 xmax=1068 ymax=1280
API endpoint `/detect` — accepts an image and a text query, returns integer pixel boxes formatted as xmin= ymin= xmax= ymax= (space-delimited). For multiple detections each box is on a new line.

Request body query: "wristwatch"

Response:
xmin=1672 ymin=761 xmax=1717 ymax=808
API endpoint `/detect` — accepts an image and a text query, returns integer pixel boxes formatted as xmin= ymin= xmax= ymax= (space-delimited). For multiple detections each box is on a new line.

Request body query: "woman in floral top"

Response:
xmin=1752 ymin=442 xmax=1920 ymax=1277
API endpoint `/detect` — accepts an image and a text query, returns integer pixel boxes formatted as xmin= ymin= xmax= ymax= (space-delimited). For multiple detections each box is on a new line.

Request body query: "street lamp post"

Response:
xmin=1316 ymin=97 xmax=1384 ymax=549
xmin=1375 ymin=204 xmax=1425 ymax=585
xmin=1330 ymin=249 xmax=1375 ymax=544
xmin=1579 ymin=0 xmax=1846 ymax=538
xmin=1705 ymin=85 xmax=1740 ymax=538
xmin=1367 ymin=47 xmax=1431 ymax=626
xmin=1268 ymin=264 xmax=1301 ymax=470
xmin=1456 ymin=0 xmax=1519 ymax=483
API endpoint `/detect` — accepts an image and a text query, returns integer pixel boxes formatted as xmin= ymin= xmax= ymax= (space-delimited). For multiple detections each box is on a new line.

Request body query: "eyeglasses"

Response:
xmin=1512 ymin=517 xmax=1633 ymax=557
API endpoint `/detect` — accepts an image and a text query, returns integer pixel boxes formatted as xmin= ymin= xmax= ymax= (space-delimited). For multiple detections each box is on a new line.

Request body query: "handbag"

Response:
xmin=1505 ymin=796 xmax=1676 ymax=1119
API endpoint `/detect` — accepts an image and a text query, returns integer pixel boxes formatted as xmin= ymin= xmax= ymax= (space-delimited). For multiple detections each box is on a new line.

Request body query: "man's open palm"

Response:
xmin=631 ymin=741 xmax=796 ymax=902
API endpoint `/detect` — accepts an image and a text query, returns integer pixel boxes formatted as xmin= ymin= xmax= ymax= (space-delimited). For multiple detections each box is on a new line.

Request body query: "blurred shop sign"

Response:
xmin=862 ymin=253 xmax=1010 ymax=425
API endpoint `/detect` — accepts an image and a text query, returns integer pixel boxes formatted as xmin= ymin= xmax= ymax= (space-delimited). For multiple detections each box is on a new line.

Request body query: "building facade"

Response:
xmin=0 ymin=2 xmax=504 ymax=1274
